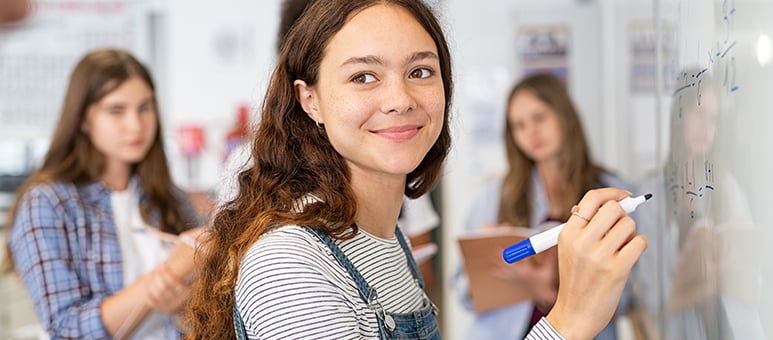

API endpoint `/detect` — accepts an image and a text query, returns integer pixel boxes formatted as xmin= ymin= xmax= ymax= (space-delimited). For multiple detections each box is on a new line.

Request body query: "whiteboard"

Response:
xmin=634 ymin=0 xmax=773 ymax=339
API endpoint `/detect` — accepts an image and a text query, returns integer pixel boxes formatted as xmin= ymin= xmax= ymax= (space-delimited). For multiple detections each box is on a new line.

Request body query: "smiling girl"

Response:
xmin=186 ymin=2 xmax=647 ymax=340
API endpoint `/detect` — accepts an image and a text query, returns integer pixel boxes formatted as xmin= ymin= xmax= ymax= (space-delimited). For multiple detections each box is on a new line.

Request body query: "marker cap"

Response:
xmin=502 ymin=239 xmax=536 ymax=264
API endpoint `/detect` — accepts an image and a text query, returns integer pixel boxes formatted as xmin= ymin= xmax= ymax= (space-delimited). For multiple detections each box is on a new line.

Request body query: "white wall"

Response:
xmin=163 ymin=0 xmax=280 ymax=190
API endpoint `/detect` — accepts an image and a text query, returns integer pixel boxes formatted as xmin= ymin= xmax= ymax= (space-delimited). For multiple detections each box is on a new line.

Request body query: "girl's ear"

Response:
xmin=294 ymin=79 xmax=323 ymax=124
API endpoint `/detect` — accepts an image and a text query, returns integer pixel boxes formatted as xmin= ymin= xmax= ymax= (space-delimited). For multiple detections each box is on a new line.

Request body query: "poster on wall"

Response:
xmin=628 ymin=20 xmax=678 ymax=93
xmin=0 ymin=1 xmax=151 ymax=138
xmin=515 ymin=24 xmax=570 ymax=82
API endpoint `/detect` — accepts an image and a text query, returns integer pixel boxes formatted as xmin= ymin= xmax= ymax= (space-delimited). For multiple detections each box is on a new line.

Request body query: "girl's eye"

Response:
xmin=409 ymin=68 xmax=432 ymax=79
xmin=533 ymin=112 xmax=547 ymax=124
xmin=352 ymin=73 xmax=377 ymax=84
xmin=139 ymin=104 xmax=154 ymax=113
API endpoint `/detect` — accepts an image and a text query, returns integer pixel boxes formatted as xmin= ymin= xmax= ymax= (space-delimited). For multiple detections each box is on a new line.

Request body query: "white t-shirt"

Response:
xmin=399 ymin=195 xmax=439 ymax=237
xmin=111 ymin=189 xmax=175 ymax=339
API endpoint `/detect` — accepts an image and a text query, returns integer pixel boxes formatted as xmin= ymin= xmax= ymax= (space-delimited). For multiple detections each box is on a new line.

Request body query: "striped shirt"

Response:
xmin=235 ymin=225 xmax=425 ymax=340
xmin=526 ymin=318 xmax=565 ymax=339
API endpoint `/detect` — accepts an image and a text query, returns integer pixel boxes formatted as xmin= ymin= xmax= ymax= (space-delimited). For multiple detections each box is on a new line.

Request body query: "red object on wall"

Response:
xmin=176 ymin=124 xmax=206 ymax=157
xmin=224 ymin=104 xmax=250 ymax=160
xmin=226 ymin=104 xmax=250 ymax=141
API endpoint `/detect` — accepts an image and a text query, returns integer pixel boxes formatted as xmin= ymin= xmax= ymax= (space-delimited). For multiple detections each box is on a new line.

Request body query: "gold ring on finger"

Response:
xmin=571 ymin=205 xmax=590 ymax=223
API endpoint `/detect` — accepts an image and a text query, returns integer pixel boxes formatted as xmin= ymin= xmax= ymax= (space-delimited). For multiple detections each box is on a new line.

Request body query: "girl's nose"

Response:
xmin=380 ymin=79 xmax=416 ymax=115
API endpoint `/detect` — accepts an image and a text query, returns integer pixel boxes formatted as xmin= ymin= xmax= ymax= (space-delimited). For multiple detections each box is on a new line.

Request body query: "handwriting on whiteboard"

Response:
xmin=673 ymin=0 xmax=739 ymax=101
xmin=668 ymin=159 xmax=716 ymax=220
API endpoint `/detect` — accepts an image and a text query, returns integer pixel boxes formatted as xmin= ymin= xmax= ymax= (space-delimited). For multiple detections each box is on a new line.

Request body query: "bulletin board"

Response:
xmin=0 ymin=1 xmax=154 ymax=139
xmin=516 ymin=24 xmax=570 ymax=82
xmin=633 ymin=0 xmax=773 ymax=339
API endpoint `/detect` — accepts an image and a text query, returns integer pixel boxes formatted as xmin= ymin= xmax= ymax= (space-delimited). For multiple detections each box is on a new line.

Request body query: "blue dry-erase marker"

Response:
xmin=502 ymin=193 xmax=653 ymax=264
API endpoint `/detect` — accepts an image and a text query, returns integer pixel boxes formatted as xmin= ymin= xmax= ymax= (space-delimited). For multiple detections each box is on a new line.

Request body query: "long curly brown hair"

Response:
xmin=2 ymin=49 xmax=188 ymax=273
xmin=185 ymin=0 xmax=453 ymax=338
xmin=499 ymin=73 xmax=603 ymax=226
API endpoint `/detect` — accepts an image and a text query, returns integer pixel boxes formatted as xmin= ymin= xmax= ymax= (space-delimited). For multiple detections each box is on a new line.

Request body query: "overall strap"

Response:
xmin=303 ymin=227 xmax=373 ymax=305
xmin=233 ymin=302 xmax=248 ymax=340
xmin=303 ymin=226 xmax=429 ymax=338
xmin=303 ymin=227 xmax=394 ymax=337
xmin=394 ymin=227 xmax=424 ymax=289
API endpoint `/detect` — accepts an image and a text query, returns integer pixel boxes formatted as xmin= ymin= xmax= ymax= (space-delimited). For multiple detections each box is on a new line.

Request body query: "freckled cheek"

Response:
xmin=422 ymin=96 xmax=446 ymax=122
xmin=324 ymin=96 xmax=372 ymax=128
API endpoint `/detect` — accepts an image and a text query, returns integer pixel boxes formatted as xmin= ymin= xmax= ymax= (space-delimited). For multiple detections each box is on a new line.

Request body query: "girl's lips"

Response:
xmin=531 ymin=140 xmax=544 ymax=150
xmin=372 ymin=125 xmax=421 ymax=141
xmin=128 ymin=138 xmax=146 ymax=147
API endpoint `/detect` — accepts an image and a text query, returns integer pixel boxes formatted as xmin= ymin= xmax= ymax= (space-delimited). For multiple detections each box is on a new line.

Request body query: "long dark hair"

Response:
xmin=499 ymin=73 xmax=603 ymax=226
xmin=2 ymin=49 xmax=188 ymax=273
xmin=186 ymin=0 xmax=453 ymax=338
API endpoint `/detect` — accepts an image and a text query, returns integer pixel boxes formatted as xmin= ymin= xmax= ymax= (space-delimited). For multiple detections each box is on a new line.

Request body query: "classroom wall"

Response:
xmin=0 ymin=0 xmax=282 ymax=192
xmin=162 ymin=0 xmax=280 ymax=191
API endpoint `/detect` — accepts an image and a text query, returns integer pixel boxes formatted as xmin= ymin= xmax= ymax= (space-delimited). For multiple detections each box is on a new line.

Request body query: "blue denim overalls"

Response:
xmin=234 ymin=226 xmax=441 ymax=339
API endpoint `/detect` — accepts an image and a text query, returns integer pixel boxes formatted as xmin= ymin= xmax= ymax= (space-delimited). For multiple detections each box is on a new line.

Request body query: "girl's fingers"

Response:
xmin=599 ymin=216 xmax=636 ymax=254
xmin=146 ymin=263 xmax=187 ymax=310
xmin=616 ymin=234 xmax=649 ymax=271
xmin=566 ymin=188 xmax=630 ymax=230
xmin=582 ymin=200 xmax=627 ymax=242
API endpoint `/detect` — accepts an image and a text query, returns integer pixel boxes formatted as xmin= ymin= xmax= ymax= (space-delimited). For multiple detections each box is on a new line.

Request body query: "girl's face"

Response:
xmin=82 ymin=76 xmax=158 ymax=173
xmin=296 ymin=4 xmax=445 ymax=183
xmin=507 ymin=90 xmax=563 ymax=163
xmin=683 ymin=89 xmax=718 ymax=156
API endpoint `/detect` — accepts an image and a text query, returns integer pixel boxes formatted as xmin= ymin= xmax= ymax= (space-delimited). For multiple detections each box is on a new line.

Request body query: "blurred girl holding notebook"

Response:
xmin=453 ymin=73 xmax=633 ymax=340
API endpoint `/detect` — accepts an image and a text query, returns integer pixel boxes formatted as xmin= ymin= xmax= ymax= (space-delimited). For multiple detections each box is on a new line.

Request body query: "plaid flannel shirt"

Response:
xmin=8 ymin=178 xmax=197 ymax=339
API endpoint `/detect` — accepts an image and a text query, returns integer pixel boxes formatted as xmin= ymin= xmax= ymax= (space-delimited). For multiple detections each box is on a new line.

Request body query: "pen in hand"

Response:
xmin=502 ymin=194 xmax=653 ymax=264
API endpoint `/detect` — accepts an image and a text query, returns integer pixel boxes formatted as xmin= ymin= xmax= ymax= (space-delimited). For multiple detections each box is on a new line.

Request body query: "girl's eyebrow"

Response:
xmin=340 ymin=51 xmax=439 ymax=67
xmin=406 ymin=51 xmax=439 ymax=64
xmin=100 ymin=96 xmax=154 ymax=108
xmin=99 ymin=102 xmax=127 ymax=109
xmin=341 ymin=55 xmax=383 ymax=67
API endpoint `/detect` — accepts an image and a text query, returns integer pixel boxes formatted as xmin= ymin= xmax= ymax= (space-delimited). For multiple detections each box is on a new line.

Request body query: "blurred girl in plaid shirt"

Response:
xmin=3 ymin=48 xmax=206 ymax=339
